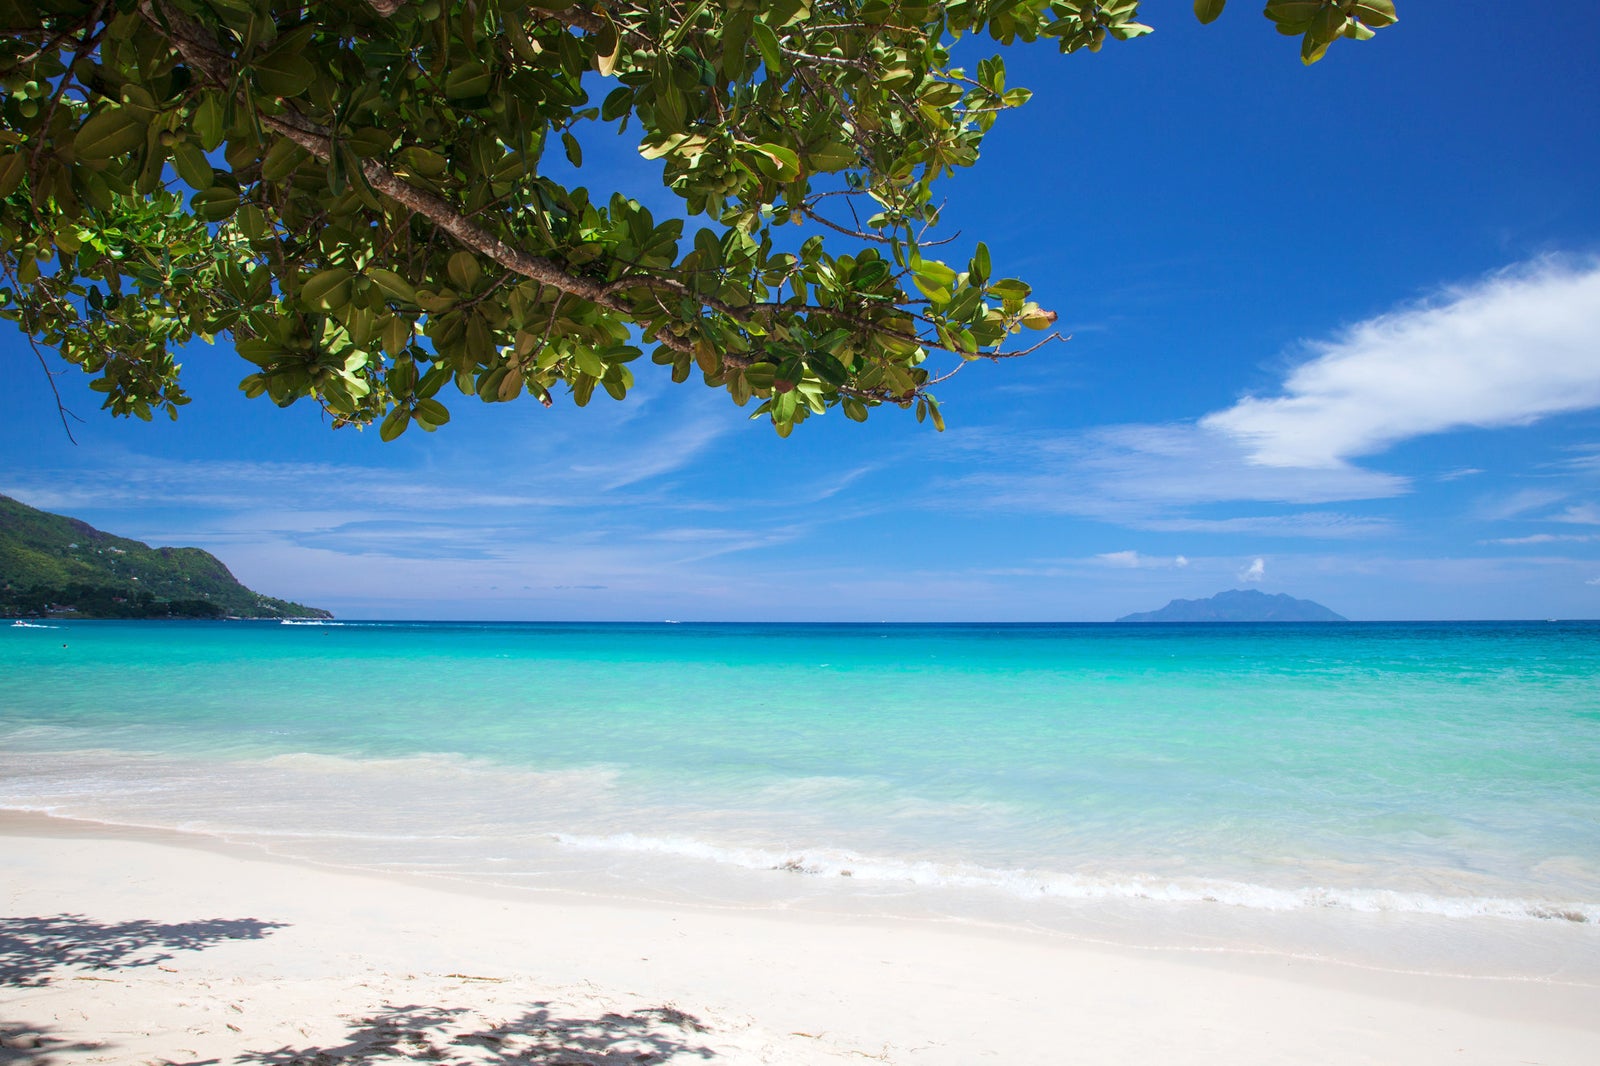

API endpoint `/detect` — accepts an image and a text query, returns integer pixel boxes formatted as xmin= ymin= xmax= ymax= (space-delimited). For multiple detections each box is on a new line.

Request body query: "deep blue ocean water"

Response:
xmin=4 ymin=619 xmax=1598 ymax=974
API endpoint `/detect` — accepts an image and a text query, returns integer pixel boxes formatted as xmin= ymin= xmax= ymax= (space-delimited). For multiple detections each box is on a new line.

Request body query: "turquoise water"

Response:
xmin=4 ymin=620 xmax=1599 ymax=972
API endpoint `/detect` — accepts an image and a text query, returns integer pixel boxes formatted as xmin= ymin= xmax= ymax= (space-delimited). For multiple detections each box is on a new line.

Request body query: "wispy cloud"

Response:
xmin=577 ymin=412 xmax=731 ymax=491
xmin=946 ymin=422 xmax=1404 ymax=535
xmin=948 ymin=259 xmax=1600 ymax=539
xmin=1201 ymin=259 xmax=1600 ymax=468
xmin=1096 ymin=550 xmax=1190 ymax=569
xmin=1551 ymin=502 xmax=1600 ymax=525
xmin=1482 ymin=533 xmax=1600 ymax=546
xmin=1238 ymin=557 xmax=1266 ymax=583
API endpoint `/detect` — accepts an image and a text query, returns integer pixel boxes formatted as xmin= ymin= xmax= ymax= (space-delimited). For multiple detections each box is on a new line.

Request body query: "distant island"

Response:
xmin=1118 ymin=589 xmax=1347 ymax=623
xmin=1 ymin=494 xmax=330 ymax=620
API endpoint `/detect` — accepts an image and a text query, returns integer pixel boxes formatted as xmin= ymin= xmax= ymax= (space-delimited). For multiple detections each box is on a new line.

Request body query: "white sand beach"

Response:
xmin=4 ymin=811 xmax=1598 ymax=1065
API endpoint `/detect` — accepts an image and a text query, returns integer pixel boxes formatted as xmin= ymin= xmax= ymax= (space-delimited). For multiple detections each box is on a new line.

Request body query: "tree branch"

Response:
xmin=139 ymin=0 xmax=693 ymax=353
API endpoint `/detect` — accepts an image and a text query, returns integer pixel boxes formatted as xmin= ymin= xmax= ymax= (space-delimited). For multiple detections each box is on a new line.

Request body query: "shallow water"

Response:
xmin=4 ymin=619 xmax=1598 ymax=977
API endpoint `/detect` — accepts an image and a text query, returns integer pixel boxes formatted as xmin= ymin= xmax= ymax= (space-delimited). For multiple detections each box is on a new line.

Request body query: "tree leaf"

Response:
xmin=301 ymin=267 xmax=353 ymax=311
xmin=0 ymin=151 xmax=24 ymax=198
xmin=592 ymin=10 xmax=621 ymax=76
xmin=379 ymin=406 xmax=410 ymax=441
xmin=446 ymin=61 xmax=492 ymax=100
xmin=415 ymin=398 xmax=451 ymax=426
xmin=192 ymin=94 xmax=225 ymax=152
xmin=1194 ymin=0 xmax=1227 ymax=25
xmin=73 ymin=109 xmax=146 ymax=161
xmin=1352 ymin=0 xmax=1398 ymax=27
xmin=737 ymin=142 xmax=801 ymax=181
xmin=252 ymin=51 xmax=317 ymax=98
xmin=172 ymin=141 xmax=214 ymax=190
xmin=751 ymin=20 xmax=783 ymax=72
xmin=447 ymin=251 xmax=482 ymax=291
xmin=189 ymin=186 xmax=239 ymax=222
xmin=367 ymin=268 xmax=418 ymax=305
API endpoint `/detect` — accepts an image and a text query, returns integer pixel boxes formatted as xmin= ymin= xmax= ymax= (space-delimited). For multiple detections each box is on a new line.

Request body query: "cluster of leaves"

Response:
xmin=1 ymin=0 xmax=1397 ymax=439
xmin=1196 ymin=0 xmax=1397 ymax=65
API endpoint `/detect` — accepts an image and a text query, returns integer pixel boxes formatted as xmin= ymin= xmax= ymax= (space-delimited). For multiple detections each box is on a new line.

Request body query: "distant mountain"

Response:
xmin=1118 ymin=589 xmax=1346 ymax=623
xmin=0 ymin=494 xmax=330 ymax=620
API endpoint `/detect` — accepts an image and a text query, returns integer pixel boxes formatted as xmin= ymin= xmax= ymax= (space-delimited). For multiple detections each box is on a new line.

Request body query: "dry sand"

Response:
xmin=3 ymin=811 xmax=1597 ymax=1065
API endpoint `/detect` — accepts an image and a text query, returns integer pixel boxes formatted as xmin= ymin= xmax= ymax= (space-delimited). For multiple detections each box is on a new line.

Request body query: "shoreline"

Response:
xmin=6 ymin=782 xmax=1597 ymax=987
xmin=5 ymin=810 xmax=1599 ymax=1064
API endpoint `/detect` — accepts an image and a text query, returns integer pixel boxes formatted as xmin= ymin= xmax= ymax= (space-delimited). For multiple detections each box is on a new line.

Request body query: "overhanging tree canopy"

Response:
xmin=0 ymin=0 xmax=1397 ymax=438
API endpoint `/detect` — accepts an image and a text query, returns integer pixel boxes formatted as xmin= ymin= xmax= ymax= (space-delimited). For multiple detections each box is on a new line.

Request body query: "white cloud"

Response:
xmin=1139 ymin=512 xmax=1396 ymax=538
xmin=947 ymin=423 xmax=1405 ymax=536
xmin=948 ymin=259 xmax=1600 ymax=538
xmin=1483 ymin=533 xmax=1599 ymax=545
xmin=1558 ymin=446 xmax=1600 ymax=475
xmin=1475 ymin=488 xmax=1572 ymax=522
xmin=1201 ymin=260 xmax=1600 ymax=468
xmin=1588 ymin=577 xmax=1600 ymax=586
xmin=1551 ymin=502 xmax=1600 ymax=525
xmin=1238 ymin=557 xmax=1266 ymax=583
xmin=1096 ymin=550 xmax=1190 ymax=569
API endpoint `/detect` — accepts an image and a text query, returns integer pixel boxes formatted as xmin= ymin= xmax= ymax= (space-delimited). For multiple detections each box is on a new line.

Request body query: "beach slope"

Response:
xmin=4 ymin=813 xmax=1597 ymax=1065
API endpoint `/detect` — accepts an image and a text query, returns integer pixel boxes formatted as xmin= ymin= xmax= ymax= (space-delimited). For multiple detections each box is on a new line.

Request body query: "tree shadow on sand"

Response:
xmin=0 ymin=1020 xmax=110 ymax=1066
xmin=0 ymin=913 xmax=289 ymax=987
xmin=239 ymin=1002 xmax=719 ymax=1064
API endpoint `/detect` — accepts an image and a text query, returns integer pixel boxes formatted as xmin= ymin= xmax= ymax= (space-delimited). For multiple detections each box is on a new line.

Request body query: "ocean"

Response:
xmin=4 ymin=619 xmax=1598 ymax=980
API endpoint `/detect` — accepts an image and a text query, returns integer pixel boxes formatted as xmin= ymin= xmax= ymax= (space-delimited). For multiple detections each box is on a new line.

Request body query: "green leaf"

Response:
xmin=73 ymin=109 xmax=146 ymax=161
xmin=446 ymin=61 xmax=492 ymax=100
xmin=987 ymin=278 xmax=1031 ymax=300
xmin=398 ymin=146 xmax=449 ymax=179
xmin=601 ymin=86 xmax=633 ymax=121
xmin=723 ymin=11 xmax=751 ymax=80
xmin=252 ymin=51 xmax=317 ymax=98
xmin=172 ymin=141 xmax=214 ymax=190
xmin=806 ymin=141 xmax=857 ymax=172
xmin=261 ymin=138 xmax=307 ymax=182
xmin=911 ymin=257 xmax=958 ymax=288
xmin=1264 ymin=0 xmax=1322 ymax=34
xmin=301 ymin=267 xmax=354 ymax=311
xmin=447 ymin=251 xmax=482 ymax=291
xmin=379 ymin=405 xmax=410 ymax=441
xmin=0 ymin=151 xmax=24 ymax=198
xmin=562 ymin=131 xmax=583 ymax=167
xmin=737 ymin=141 xmax=801 ymax=181
xmin=751 ymin=20 xmax=783 ymax=72
xmin=414 ymin=398 xmax=451 ymax=426
xmin=1194 ymin=0 xmax=1227 ymax=25
xmin=592 ymin=10 xmax=621 ymax=76
xmin=1352 ymin=0 xmax=1398 ymax=27
xmin=192 ymin=94 xmax=224 ymax=152
xmin=367 ymin=268 xmax=418 ymax=305
xmin=189 ymin=186 xmax=239 ymax=222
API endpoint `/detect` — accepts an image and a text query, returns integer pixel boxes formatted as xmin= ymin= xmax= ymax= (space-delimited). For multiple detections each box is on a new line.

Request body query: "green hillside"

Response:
xmin=0 ymin=494 xmax=330 ymax=619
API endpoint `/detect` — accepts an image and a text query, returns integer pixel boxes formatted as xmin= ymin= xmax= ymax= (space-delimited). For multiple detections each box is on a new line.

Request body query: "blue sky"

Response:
xmin=5 ymin=7 xmax=1600 ymax=621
